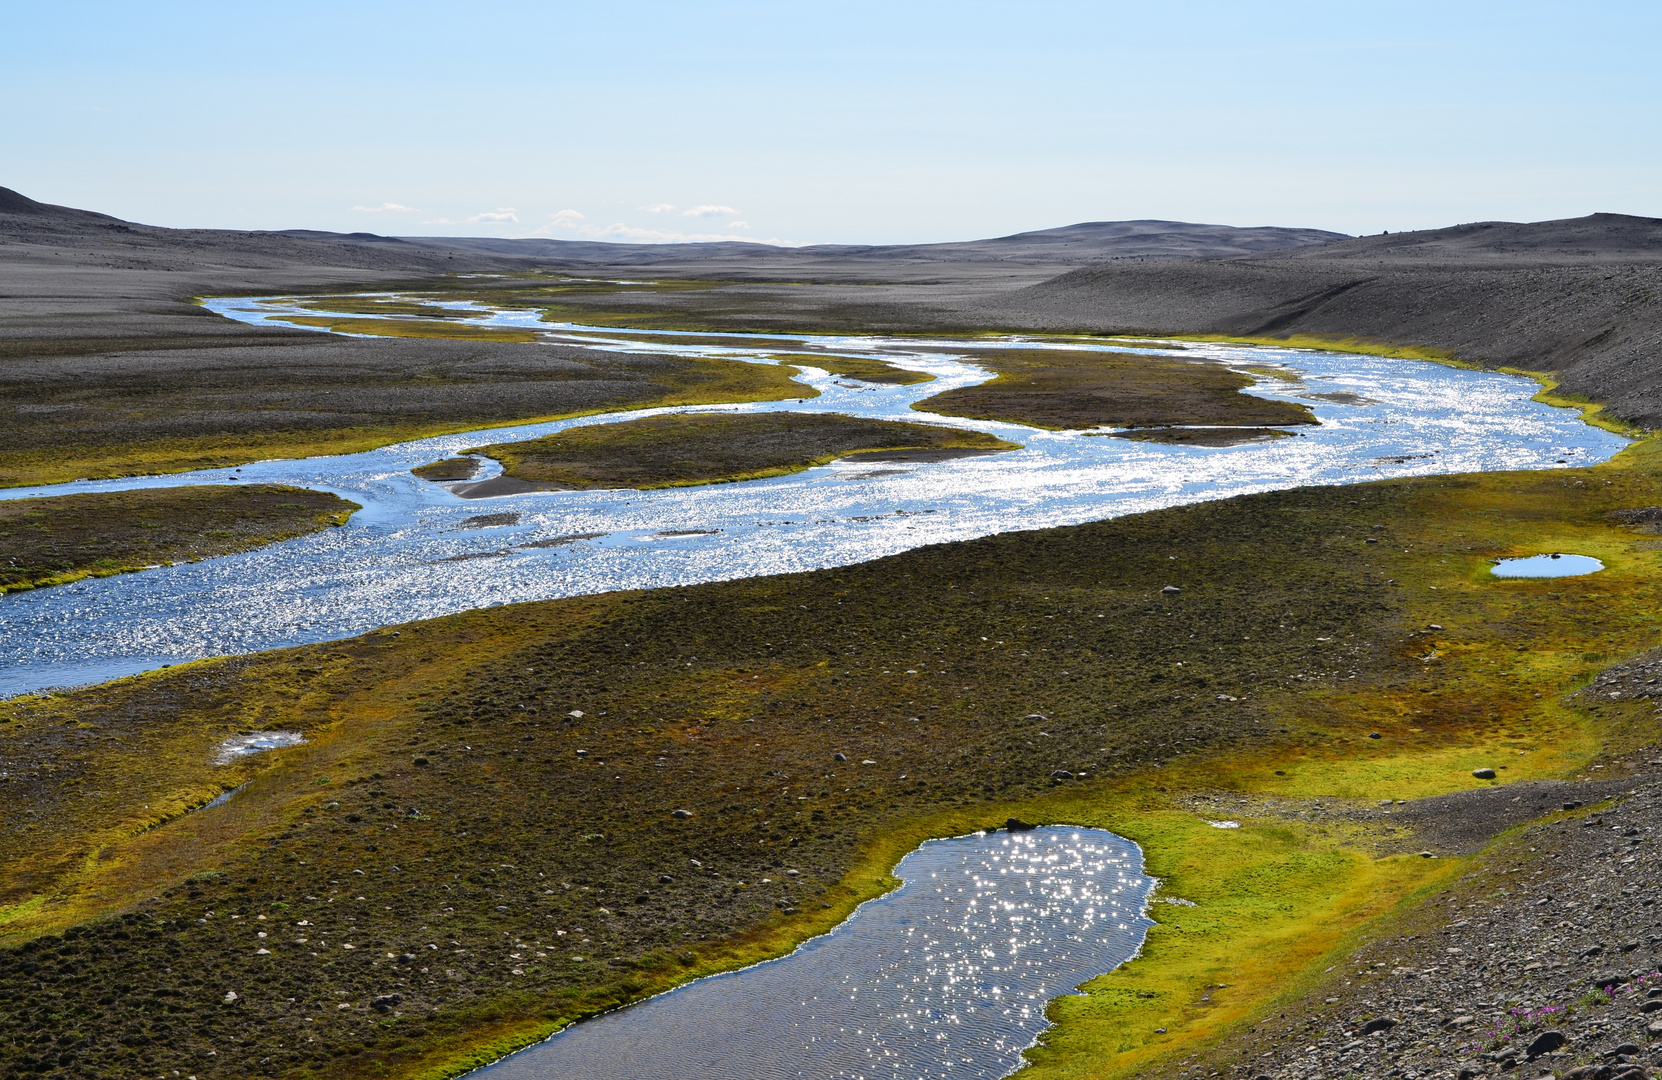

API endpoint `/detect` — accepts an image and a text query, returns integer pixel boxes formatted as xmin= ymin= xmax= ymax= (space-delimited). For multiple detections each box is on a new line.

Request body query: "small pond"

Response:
xmin=472 ymin=826 xmax=1155 ymax=1080
xmin=1490 ymin=553 xmax=1605 ymax=578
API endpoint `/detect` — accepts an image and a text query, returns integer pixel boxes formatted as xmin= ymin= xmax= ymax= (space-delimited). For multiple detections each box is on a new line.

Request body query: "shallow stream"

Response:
xmin=0 ymin=296 xmax=1629 ymax=696
xmin=472 ymin=826 xmax=1155 ymax=1080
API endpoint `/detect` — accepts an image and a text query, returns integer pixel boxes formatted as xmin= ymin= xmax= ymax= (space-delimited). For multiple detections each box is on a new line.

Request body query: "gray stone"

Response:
xmin=1472 ymin=768 xmax=1498 ymax=780
xmin=372 ymin=993 xmax=402 ymax=1013
xmin=1161 ymin=585 xmax=1182 ymax=594
xmin=1361 ymin=1017 xmax=1399 ymax=1035
xmin=1524 ymin=1030 xmax=1567 ymax=1057
xmin=671 ymin=809 xmax=692 ymax=819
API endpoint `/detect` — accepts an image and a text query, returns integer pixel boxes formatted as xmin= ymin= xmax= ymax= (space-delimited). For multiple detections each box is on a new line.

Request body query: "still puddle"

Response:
xmin=473 ymin=826 xmax=1154 ymax=1080
xmin=1491 ymin=553 xmax=1605 ymax=578
xmin=0 ymin=297 xmax=1630 ymax=696
xmin=213 ymin=731 xmax=305 ymax=764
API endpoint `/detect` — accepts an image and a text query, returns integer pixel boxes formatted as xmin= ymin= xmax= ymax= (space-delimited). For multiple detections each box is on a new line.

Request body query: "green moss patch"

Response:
xmin=0 ymin=485 xmax=357 ymax=593
xmin=469 ymin=412 xmax=1019 ymax=490
xmin=912 ymin=349 xmax=1318 ymax=430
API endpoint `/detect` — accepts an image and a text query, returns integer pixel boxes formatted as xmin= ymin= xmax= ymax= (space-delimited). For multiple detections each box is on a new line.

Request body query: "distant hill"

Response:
xmin=403 ymin=219 xmax=1349 ymax=269
xmin=0 ymin=184 xmax=1347 ymax=283
xmin=975 ymin=212 xmax=1662 ymax=428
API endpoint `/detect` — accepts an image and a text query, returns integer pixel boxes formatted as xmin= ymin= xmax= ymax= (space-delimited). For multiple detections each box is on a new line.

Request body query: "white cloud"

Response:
xmin=466 ymin=208 xmax=519 ymax=223
xmin=727 ymin=221 xmax=750 ymax=229
xmin=549 ymin=209 xmax=587 ymax=226
xmin=682 ymin=204 xmax=741 ymax=218
xmin=639 ymin=203 xmax=676 ymax=213
xmin=351 ymin=202 xmax=418 ymax=213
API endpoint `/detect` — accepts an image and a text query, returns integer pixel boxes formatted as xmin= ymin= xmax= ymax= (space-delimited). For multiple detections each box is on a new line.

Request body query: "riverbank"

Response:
xmin=0 ymin=484 xmax=357 ymax=593
xmin=4 ymin=434 xmax=1661 ymax=1079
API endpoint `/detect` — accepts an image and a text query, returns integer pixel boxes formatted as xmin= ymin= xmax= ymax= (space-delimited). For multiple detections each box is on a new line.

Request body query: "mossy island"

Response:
xmin=0 ymin=484 xmax=357 ymax=593
xmin=414 ymin=412 xmax=1020 ymax=494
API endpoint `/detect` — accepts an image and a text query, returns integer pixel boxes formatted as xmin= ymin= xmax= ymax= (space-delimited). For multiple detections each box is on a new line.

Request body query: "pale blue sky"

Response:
xmin=4 ymin=1 xmax=1658 ymax=244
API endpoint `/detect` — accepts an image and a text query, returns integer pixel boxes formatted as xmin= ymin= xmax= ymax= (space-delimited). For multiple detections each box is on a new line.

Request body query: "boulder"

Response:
xmin=1360 ymin=1017 xmax=1398 ymax=1035
xmin=1524 ymin=1030 xmax=1566 ymax=1058
xmin=1472 ymin=767 xmax=1498 ymax=780
xmin=1005 ymin=817 xmax=1036 ymax=832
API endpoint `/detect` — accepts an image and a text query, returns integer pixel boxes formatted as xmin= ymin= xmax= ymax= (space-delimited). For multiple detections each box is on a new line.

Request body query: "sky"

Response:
xmin=4 ymin=0 xmax=1659 ymax=245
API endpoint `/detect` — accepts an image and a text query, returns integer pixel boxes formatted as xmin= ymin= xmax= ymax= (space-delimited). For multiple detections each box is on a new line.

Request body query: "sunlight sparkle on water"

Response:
xmin=472 ymin=827 xmax=1155 ymax=1080
xmin=0 ymin=295 xmax=1628 ymax=696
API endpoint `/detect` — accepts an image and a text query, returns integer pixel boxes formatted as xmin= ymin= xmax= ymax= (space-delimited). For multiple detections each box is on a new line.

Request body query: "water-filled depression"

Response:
xmin=1491 ymin=553 xmax=1606 ymax=578
xmin=471 ymin=826 xmax=1155 ymax=1080
xmin=0 ymin=296 xmax=1630 ymax=695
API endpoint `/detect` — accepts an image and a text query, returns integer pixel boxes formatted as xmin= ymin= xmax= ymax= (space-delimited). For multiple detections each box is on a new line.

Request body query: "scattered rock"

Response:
xmin=1161 ymin=585 xmax=1182 ymax=595
xmin=1525 ymin=1030 xmax=1567 ymax=1058
xmin=1005 ymin=817 xmax=1036 ymax=832
xmin=372 ymin=994 xmax=402 ymax=1013
xmin=1472 ymin=767 xmax=1498 ymax=779
xmin=222 ymin=991 xmax=238 ymax=1005
xmin=833 ymin=752 xmax=847 ymax=762
xmin=1368 ymin=732 xmax=1383 ymax=739
xmin=671 ymin=809 xmax=692 ymax=819
xmin=1050 ymin=769 xmax=1075 ymax=781
xmin=658 ymin=875 xmax=674 ymax=884
xmin=1360 ymin=1017 xmax=1398 ymax=1035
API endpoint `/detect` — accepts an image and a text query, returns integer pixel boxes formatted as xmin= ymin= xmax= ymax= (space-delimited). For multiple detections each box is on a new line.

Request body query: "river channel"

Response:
xmin=471 ymin=826 xmax=1156 ymax=1080
xmin=0 ymin=295 xmax=1629 ymax=696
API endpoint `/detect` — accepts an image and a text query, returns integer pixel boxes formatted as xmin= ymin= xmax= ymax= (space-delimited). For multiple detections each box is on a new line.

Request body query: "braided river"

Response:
xmin=0 ymin=295 xmax=1626 ymax=697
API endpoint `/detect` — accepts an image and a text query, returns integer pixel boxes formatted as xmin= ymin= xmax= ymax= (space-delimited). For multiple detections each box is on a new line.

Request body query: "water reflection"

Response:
xmin=0 ymin=301 xmax=1629 ymax=696
xmin=475 ymin=827 xmax=1154 ymax=1080
xmin=1491 ymin=553 xmax=1604 ymax=578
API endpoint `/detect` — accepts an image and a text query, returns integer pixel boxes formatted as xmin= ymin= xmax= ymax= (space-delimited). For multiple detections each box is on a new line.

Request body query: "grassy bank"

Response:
xmin=459 ymin=412 xmax=1019 ymax=490
xmin=272 ymin=316 xmax=538 ymax=343
xmin=0 ymin=345 xmax=813 ymax=489
xmin=4 ymin=432 xmax=1661 ymax=1078
xmin=0 ymin=485 xmax=358 ymax=593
